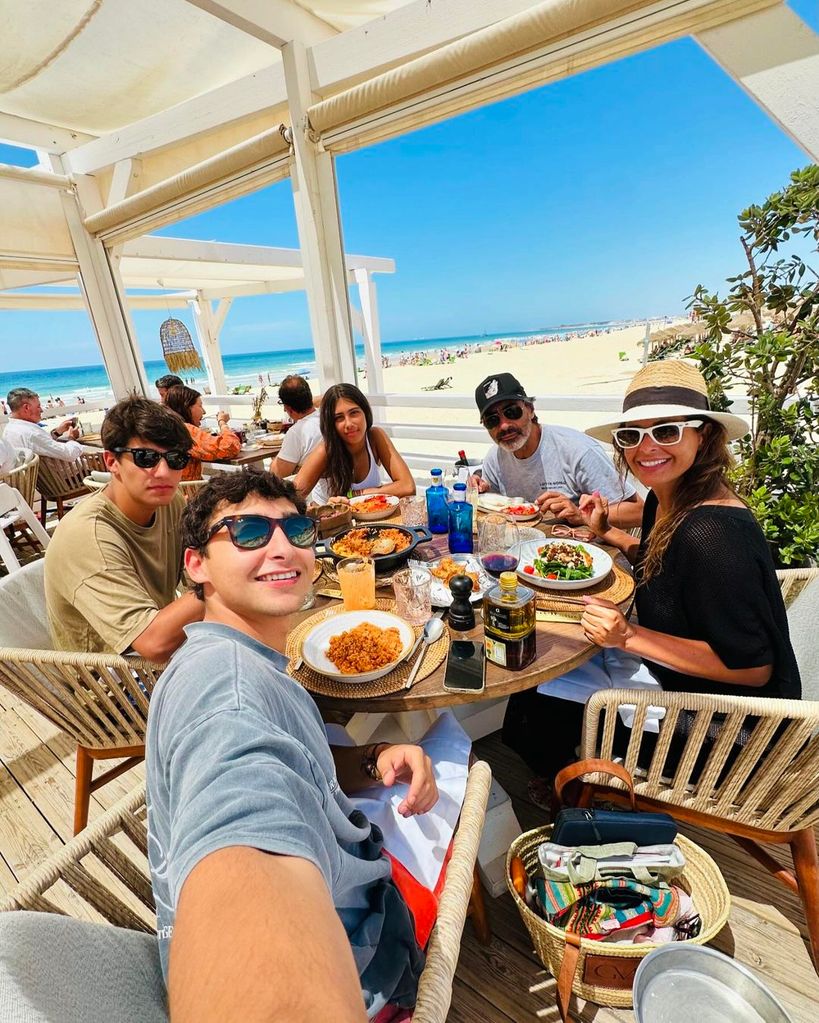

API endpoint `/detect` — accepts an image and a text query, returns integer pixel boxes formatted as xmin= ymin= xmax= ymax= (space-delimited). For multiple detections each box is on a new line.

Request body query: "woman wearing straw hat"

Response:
xmin=509 ymin=360 xmax=800 ymax=802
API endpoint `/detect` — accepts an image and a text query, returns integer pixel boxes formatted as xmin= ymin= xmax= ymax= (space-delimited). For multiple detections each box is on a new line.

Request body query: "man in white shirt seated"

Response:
xmin=0 ymin=434 xmax=17 ymax=474
xmin=3 ymin=388 xmax=84 ymax=462
xmin=472 ymin=372 xmax=643 ymax=528
xmin=273 ymin=375 xmax=322 ymax=478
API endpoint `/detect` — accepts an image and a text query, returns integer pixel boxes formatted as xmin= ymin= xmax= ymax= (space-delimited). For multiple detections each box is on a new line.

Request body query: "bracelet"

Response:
xmin=361 ymin=742 xmax=390 ymax=782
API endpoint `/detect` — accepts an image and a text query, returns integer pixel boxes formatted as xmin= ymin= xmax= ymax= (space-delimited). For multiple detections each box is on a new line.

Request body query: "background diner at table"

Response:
xmin=164 ymin=385 xmax=241 ymax=481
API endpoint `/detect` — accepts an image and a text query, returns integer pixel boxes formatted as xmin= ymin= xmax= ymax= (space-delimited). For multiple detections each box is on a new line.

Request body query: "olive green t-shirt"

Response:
xmin=44 ymin=490 xmax=185 ymax=654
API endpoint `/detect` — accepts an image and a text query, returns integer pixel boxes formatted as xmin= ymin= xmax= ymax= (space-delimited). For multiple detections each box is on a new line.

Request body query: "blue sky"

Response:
xmin=0 ymin=0 xmax=816 ymax=371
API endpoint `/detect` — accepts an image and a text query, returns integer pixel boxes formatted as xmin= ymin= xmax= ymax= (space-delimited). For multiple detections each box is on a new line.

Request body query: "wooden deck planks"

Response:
xmin=0 ymin=714 xmax=817 ymax=1021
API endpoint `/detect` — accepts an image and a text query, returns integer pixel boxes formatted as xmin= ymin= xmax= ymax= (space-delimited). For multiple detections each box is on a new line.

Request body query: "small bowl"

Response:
xmin=309 ymin=503 xmax=353 ymax=538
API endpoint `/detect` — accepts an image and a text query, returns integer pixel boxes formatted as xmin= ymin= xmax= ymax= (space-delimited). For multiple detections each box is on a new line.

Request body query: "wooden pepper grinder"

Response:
xmin=448 ymin=575 xmax=476 ymax=631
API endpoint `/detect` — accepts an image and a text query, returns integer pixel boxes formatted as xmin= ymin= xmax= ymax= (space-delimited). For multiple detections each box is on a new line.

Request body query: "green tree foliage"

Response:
xmin=675 ymin=166 xmax=818 ymax=565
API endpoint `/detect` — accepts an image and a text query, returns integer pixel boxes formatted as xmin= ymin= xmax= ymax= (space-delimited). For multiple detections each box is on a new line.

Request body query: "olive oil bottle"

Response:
xmin=483 ymin=572 xmax=536 ymax=670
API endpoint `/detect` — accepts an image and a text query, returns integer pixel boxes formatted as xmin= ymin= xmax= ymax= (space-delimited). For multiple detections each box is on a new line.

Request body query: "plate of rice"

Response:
xmin=349 ymin=494 xmax=400 ymax=521
xmin=300 ymin=611 xmax=415 ymax=683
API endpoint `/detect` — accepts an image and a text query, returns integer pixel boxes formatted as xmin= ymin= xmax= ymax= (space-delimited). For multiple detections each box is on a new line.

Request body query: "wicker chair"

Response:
xmin=0 ymin=561 xmax=162 ymax=834
xmin=0 ymin=761 xmax=492 ymax=1022
xmin=36 ymin=450 xmax=106 ymax=524
xmin=0 ymin=454 xmax=41 ymax=553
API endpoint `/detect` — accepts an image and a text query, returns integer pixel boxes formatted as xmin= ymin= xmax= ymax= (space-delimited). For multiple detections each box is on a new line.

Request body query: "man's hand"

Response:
xmin=377 ymin=744 xmax=438 ymax=817
xmin=580 ymin=597 xmax=635 ymax=649
xmin=469 ymin=473 xmax=490 ymax=494
xmin=52 ymin=419 xmax=79 ymax=440
xmin=536 ymin=490 xmax=583 ymax=524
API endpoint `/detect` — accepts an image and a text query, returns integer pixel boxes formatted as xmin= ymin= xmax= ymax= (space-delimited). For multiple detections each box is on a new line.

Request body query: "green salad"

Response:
xmin=525 ymin=541 xmax=595 ymax=581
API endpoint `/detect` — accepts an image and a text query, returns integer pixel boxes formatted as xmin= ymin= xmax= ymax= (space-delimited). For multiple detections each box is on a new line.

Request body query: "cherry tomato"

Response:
xmin=547 ymin=573 xmax=558 ymax=579
xmin=523 ymin=565 xmax=535 ymax=574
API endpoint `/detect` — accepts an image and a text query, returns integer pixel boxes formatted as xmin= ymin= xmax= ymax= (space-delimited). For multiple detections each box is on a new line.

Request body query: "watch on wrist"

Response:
xmin=361 ymin=742 xmax=389 ymax=782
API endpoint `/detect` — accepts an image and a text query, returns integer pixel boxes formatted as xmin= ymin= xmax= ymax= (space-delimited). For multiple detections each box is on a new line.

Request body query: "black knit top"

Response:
xmin=634 ymin=491 xmax=800 ymax=699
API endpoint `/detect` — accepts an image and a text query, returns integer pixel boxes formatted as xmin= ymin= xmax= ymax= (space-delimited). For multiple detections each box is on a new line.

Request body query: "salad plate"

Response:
xmin=516 ymin=538 xmax=612 ymax=591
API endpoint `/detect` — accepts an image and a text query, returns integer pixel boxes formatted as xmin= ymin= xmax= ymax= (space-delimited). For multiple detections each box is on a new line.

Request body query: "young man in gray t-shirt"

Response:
xmin=473 ymin=372 xmax=643 ymax=528
xmin=146 ymin=471 xmax=438 ymax=1021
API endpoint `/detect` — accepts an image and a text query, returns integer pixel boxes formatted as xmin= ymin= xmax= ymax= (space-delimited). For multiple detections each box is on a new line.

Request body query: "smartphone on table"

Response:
xmin=443 ymin=638 xmax=486 ymax=694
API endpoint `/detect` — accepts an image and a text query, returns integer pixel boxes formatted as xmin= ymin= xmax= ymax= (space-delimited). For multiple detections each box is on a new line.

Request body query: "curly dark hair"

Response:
xmin=182 ymin=471 xmax=307 ymax=599
xmin=164 ymin=385 xmax=201 ymax=424
xmin=319 ymin=383 xmax=374 ymax=497
xmin=101 ymin=395 xmax=192 ymax=454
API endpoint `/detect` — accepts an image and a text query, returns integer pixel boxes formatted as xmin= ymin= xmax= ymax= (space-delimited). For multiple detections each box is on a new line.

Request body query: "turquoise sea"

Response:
xmin=0 ymin=323 xmax=626 ymax=403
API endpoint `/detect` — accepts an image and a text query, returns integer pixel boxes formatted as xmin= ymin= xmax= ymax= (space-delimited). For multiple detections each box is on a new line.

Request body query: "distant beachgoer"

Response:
xmin=3 ymin=387 xmax=83 ymax=462
xmin=56 ymin=397 xmax=65 ymax=407
xmin=155 ymin=374 xmax=184 ymax=403
xmin=273 ymin=375 xmax=322 ymax=479
xmin=470 ymin=372 xmax=642 ymax=526
xmin=295 ymin=383 xmax=415 ymax=503
xmin=165 ymin=386 xmax=240 ymax=481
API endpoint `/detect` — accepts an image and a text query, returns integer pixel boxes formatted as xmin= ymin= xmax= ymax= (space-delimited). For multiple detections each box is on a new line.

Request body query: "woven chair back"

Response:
xmin=37 ymin=451 xmax=106 ymax=501
xmin=0 ymin=784 xmax=154 ymax=929
xmin=582 ymin=689 xmax=819 ymax=833
xmin=0 ymin=646 xmax=161 ymax=750
xmin=0 ymin=454 xmax=38 ymax=509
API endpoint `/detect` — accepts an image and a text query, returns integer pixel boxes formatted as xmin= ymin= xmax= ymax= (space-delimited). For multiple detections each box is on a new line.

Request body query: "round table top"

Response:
xmin=295 ymin=517 xmax=633 ymax=712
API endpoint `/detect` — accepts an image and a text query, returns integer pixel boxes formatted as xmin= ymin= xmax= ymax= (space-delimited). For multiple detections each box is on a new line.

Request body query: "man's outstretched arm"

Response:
xmin=169 ymin=846 xmax=367 ymax=1023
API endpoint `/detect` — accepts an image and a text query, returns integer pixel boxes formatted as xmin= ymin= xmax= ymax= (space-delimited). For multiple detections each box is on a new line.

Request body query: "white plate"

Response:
xmin=516 ymin=538 xmax=613 ymax=591
xmin=503 ymin=503 xmax=540 ymax=522
xmin=423 ymin=555 xmax=492 ymax=607
xmin=300 ymin=610 xmax=414 ymax=683
xmin=478 ymin=493 xmax=512 ymax=514
xmin=349 ymin=494 xmax=400 ymax=521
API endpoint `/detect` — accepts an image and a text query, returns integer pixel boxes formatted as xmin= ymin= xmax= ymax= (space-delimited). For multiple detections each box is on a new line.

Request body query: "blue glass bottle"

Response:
xmin=448 ymin=482 xmax=474 ymax=553
xmin=425 ymin=468 xmax=450 ymax=534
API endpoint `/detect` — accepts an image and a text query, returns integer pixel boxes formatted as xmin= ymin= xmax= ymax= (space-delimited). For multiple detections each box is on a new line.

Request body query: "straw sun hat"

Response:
xmin=586 ymin=360 xmax=750 ymax=444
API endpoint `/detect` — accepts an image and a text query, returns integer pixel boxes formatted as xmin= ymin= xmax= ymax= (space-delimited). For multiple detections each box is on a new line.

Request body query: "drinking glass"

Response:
xmin=337 ymin=557 xmax=376 ymax=610
xmin=478 ymin=515 xmax=521 ymax=577
xmin=399 ymin=495 xmax=427 ymax=527
xmin=392 ymin=566 xmax=432 ymax=626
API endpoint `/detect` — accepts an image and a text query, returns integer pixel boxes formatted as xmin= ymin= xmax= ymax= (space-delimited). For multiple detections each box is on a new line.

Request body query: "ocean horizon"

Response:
xmin=0 ymin=321 xmax=638 ymax=404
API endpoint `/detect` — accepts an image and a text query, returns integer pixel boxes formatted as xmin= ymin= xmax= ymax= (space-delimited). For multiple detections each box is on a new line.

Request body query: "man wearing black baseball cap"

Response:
xmin=472 ymin=372 xmax=642 ymax=527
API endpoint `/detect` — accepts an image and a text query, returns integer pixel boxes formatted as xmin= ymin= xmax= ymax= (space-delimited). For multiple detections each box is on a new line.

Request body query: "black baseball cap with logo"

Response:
xmin=474 ymin=373 xmax=535 ymax=418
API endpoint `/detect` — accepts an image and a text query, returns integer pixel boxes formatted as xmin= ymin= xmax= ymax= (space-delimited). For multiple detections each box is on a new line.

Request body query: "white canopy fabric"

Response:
xmin=307 ymin=0 xmax=781 ymax=151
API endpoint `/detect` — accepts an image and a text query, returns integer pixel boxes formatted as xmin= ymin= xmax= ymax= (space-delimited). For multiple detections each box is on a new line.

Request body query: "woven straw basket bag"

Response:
xmin=506 ymin=760 xmax=731 ymax=1019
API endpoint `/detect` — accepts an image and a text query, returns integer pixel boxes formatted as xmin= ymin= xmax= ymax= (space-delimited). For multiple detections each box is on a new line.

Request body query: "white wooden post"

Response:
xmin=696 ymin=6 xmax=819 ymax=162
xmin=353 ymin=267 xmax=385 ymax=415
xmin=282 ymin=40 xmax=357 ymax=389
xmin=189 ymin=293 xmax=229 ymax=394
xmin=50 ymin=160 xmax=148 ymax=398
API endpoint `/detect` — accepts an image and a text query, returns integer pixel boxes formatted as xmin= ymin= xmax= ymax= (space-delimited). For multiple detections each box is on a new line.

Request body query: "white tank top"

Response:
xmin=312 ymin=435 xmax=384 ymax=504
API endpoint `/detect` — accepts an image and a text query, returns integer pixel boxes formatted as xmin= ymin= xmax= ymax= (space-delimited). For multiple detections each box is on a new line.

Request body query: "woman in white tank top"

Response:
xmin=294 ymin=383 xmax=416 ymax=504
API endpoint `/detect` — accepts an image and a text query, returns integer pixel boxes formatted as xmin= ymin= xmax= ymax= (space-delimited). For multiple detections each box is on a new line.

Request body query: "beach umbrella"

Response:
xmin=159 ymin=318 xmax=203 ymax=375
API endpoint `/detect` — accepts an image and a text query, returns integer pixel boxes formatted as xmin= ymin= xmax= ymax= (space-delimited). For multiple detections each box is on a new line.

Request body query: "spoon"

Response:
xmin=404 ymin=615 xmax=445 ymax=690
xmin=370 ymin=535 xmax=396 ymax=555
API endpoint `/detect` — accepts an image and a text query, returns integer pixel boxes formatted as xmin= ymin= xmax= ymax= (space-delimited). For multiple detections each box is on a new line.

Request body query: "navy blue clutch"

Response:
xmin=551 ymin=807 xmax=677 ymax=847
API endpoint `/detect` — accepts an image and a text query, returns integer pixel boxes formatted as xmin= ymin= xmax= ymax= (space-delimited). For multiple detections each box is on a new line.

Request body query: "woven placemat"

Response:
xmin=286 ymin=599 xmax=449 ymax=698
xmin=532 ymin=559 xmax=635 ymax=613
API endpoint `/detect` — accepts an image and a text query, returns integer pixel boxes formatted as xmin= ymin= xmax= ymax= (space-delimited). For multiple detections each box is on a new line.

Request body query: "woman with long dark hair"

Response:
xmin=294 ymin=383 xmax=415 ymax=503
xmin=503 ymin=360 xmax=800 ymax=800
xmin=164 ymin=385 xmax=240 ymax=481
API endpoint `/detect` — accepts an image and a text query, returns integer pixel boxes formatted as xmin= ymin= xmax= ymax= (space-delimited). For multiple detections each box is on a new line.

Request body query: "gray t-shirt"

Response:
xmin=481 ymin=424 xmax=634 ymax=505
xmin=146 ymin=622 xmax=423 ymax=1016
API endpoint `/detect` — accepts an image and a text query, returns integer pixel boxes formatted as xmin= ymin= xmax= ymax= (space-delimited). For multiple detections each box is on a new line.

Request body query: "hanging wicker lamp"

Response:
xmin=159 ymin=318 xmax=203 ymax=374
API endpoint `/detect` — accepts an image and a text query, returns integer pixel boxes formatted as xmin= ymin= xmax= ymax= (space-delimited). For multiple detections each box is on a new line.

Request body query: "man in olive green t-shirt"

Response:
xmin=45 ymin=396 xmax=205 ymax=659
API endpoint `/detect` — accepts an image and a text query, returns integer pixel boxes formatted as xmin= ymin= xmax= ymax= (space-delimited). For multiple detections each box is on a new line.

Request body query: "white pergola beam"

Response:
xmin=283 ymin=40 xmax=356 ymax=387
xmin=122 ymin=235 xmax=395 ymax=274
xmin=0 ymin=292 xmax=192 ymax=310
xmin=190 ymin=293 xmax=229 ymax=393
xmin=0 ymin=111 xmax=94 ymax=153
xmin=353 ymin=267 xmax=385 ymax=416
xmin=63 ymin=0 xmax=539 ymax=173
xmin=696 ymin=6 xmax=819 ymax=162
xmin=184 ymin=0 xmax=336 ymax=48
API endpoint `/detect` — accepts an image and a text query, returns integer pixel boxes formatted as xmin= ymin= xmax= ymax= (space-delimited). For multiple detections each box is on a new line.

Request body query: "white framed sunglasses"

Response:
xmin=612 ymin=419 xmax=704 ymax=450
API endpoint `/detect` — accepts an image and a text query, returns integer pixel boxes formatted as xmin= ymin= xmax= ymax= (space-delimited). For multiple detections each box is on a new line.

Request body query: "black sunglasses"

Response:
xmin=206 ymin=514 xmax=318 ymax=550
xmin=482 ymin=403 xmax=525 ymax=431
xmin=112 ymin=447 xmax=191 ymax=470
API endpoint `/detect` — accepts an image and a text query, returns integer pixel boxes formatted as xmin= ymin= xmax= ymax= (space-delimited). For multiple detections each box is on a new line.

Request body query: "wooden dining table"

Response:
xmin=296 ymin=515 xmax=633 ymax=716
